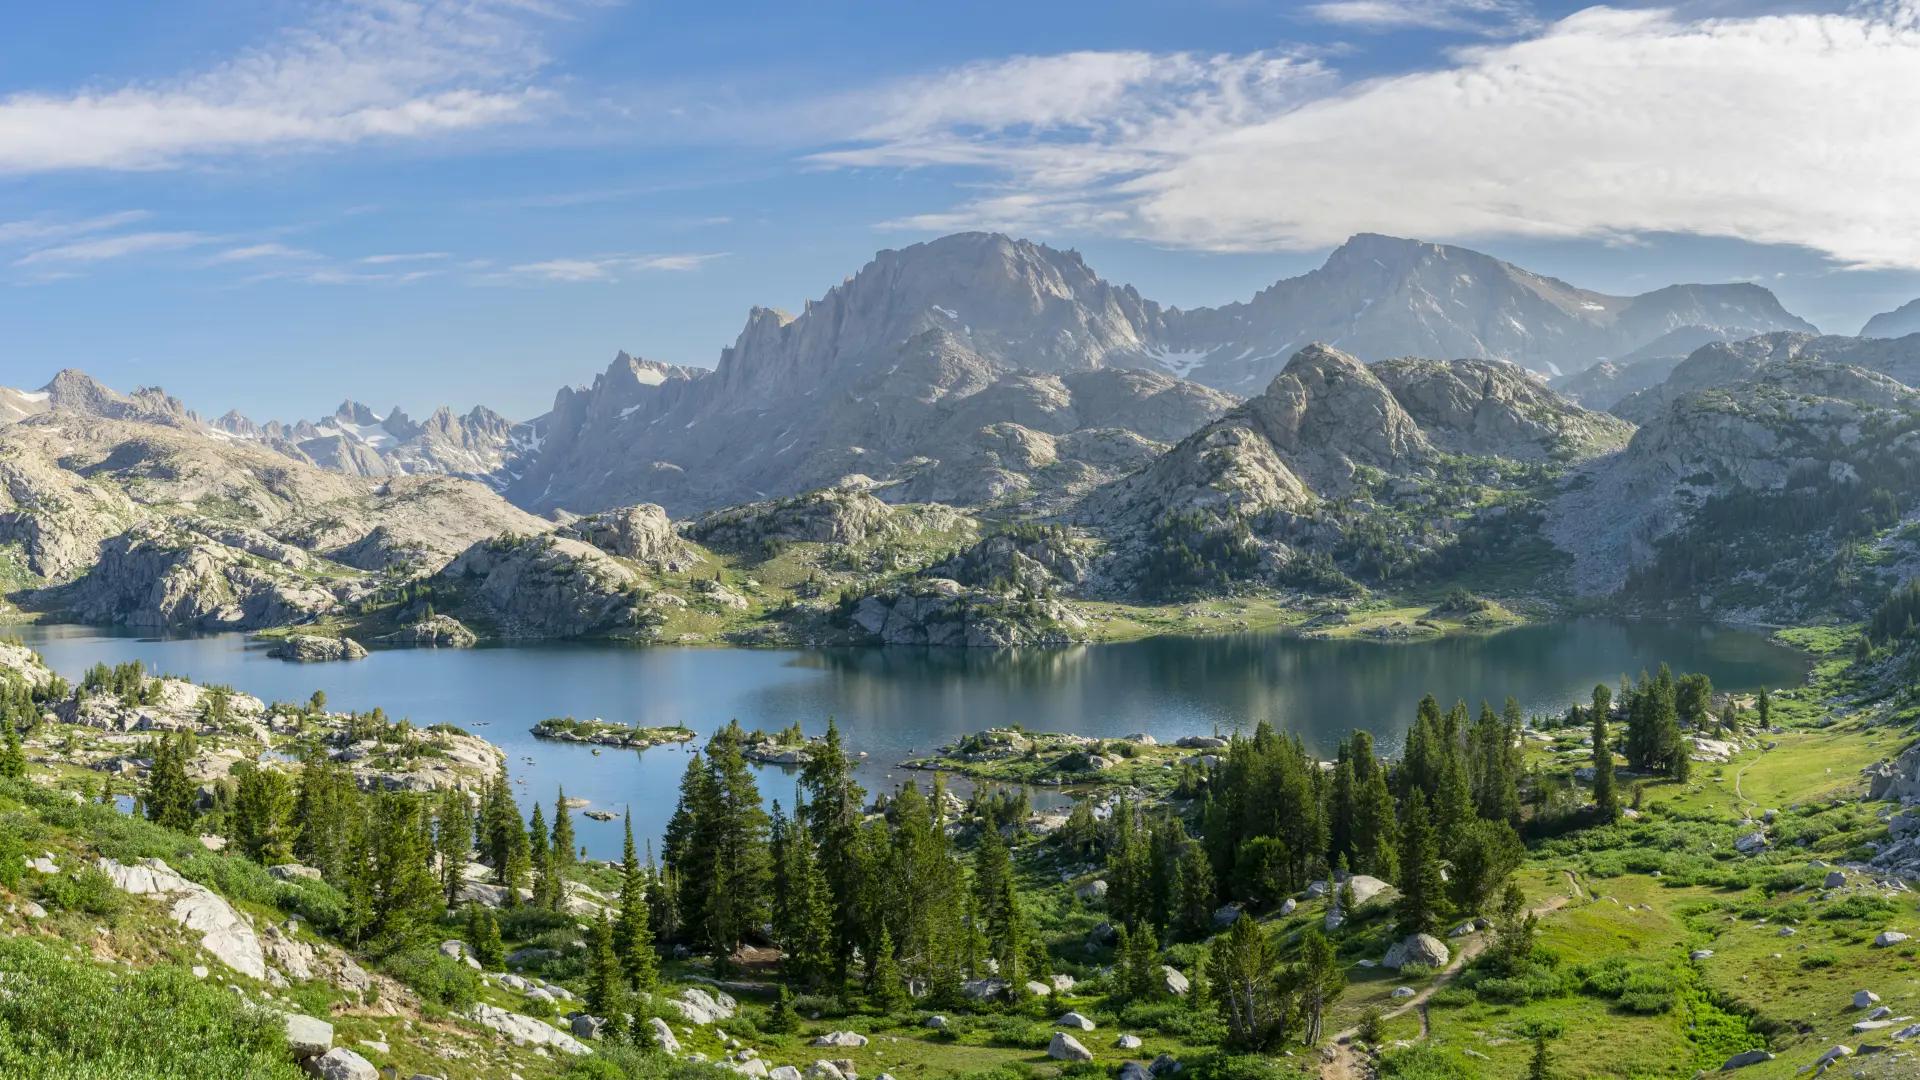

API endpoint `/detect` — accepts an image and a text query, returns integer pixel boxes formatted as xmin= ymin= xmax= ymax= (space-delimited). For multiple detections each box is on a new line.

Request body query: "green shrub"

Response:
xmin=0 ymin=937 xmax=304 ymax=1079
xmin=380 ymin=946 xmax=480 ymax=1012
xmin=39 ymin=866 xmax=124 ymax=916
xmin=1379 ymin=1044 xmax=1478 ymax=1079
xmin=562 ymin=1047 xmax=737 ymax=1079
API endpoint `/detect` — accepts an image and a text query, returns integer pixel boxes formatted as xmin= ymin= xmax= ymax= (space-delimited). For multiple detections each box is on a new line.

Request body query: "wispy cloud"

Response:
xmin=1305 ymin=0 xmax=1537 ymax=36
xmin=15 ymin=230 xmax=213 ymax=265
xmin=207 ymin=242 xmax=318 ymax=264
xmin=813 ymin=4 xmax=1920 ymax=272
xmin=360 ymin=251 xmax=450 ymax=264
xmin=494 ymin=252 xmax=727 ymax=282
xmin=0 ymin=210 xmax=151 ymax=246
xmin=0 ymin=0 xmax=568 ymax=174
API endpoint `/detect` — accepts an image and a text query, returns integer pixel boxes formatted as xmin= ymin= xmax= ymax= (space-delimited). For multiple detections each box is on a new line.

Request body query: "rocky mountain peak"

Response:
xmin=1862 ymin=298 xmax=1920 ymax=339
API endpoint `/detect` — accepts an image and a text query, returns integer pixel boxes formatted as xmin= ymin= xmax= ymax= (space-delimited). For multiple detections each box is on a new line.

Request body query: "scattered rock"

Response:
xmin=1115 ymin=1034 xmax=1143 ymax=1049
xmin=1049 ymin=1033 xmax=1094 ymax=1062
xmin=1391 ymin=987 xmax=1415 ymax=1000
xmin=1873 ymin=931 xmax=1909 ymax=948
xmin=1056 ymin=1011 xmax=1096 ymax=1031
xmin=1156 ymin=966 xmax=1189 ymax=996
xmin=283 ymin=1014 xmax=334 ymax=1059
xmin=648 ymin=1017 xmax=680 ymax=1054
xmin=1854 ymin=990 xmax=1882 ymax=1009
xmin=1719 ymin=1048 xmax=1772 ymax=1069
xmin=1382 ymin=933 xmax=1449 ymax=970
xmin=811 ymin=1032 xmax=869 ymax=1048
xmin=302 ymin=1048 xmax=377 ymax=1080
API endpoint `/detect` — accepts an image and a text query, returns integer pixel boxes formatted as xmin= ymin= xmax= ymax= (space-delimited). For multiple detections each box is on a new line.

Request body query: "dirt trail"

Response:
xmin=1319 ymin=878 xmax=1580 ymax=1079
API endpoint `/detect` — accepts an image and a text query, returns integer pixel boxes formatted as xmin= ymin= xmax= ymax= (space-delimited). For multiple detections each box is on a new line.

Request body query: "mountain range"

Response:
xmin=9 ymin=230 xmax=1813 ymax=519
xmin=10 ymin=229 xmax=1920 ymax=638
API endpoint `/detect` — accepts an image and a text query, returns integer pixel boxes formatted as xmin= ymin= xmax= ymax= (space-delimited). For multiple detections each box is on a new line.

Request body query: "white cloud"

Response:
xmin=15 ymin=231 xmax=212 ymax=265
xmin=821 ymin=4 xmax=1920 ymax=271
xmin=0 ymin=210 xmax=151 ymax=246
xmin=360 ymin=251 xmax=451 ymax=264
xmin=0 ymin=0 xmax=565 ymax=173
xmin=1305 ymin=0 xmax=1536 ymax=35
xmin=208 ymin=242 xmax=317 ymax=263
xmin=497 ymin=252 xmax=727 ymax=282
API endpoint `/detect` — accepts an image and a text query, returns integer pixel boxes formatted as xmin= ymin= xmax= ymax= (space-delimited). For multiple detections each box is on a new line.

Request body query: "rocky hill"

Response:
xmin=1151 ymin=233 xmax=1814 ymax=391
xmin=1610 ymin=332 xmax=1920 ymax=424
xmin=1547 ymin=352 xmax=1920 ymax=618
xmin=1862 ymin=297 xmax=1920 ymax=338
xmin=1088 ymin=345 xmax=1629 ymax=529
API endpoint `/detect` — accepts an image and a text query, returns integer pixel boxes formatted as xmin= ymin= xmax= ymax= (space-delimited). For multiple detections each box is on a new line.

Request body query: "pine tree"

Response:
xmin=1394 ymin=789 xmax=1443 ymax=936
xmin=1173 ymin=842 xmax=1217 ymax=940
xmin=586 ymin=912 xmax=622 ymax=1017
xmin=1528 ymin=1030 xmax=1554 ymax=1080
xmin=764 ymin=986 xmax=798 ymax=1034
xmin=1207 ymin=913 xmax=1287 ymax=1050
xmin=229 ymin=763 xmax=295 ymax=863
xmin=1295 ymin=928 xmax=1345 ymax=1046
xmin=867 ymin=927 xmax=906 ymax=1013
xmin=467 ymin=904 xmax=504 ymax=969
xmin=363 ymin=792 xmax=443 ymax=948
xmin=551 ymin=787 xmax=577 ymax=873
xmin=1590 ymin=684 xmax=1618 ymax=822
xmin=1756 ymin=687 xmax=1771 ymax=729
xmin=800 ymin=718 xmax=866 ymax=983
xmin=528 ymin=802 xmax=558 ymax=910
xmin=0 ymin=721 xmax=25 ymax=780
xmin=434 ymin=789 xmax=473 ymax=906
xmin=1353 ymin=750 xmax=1398 ymax=882
xmin=144 ymin=732 xmax=196 ymax=831
xmin=1125 ymin=922 xmax=1160 ymax=1001
xmin=615 ymin=812 xmax=657 ymax=991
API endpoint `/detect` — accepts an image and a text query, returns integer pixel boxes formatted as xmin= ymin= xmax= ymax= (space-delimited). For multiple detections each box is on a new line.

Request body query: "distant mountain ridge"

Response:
xmin=1 ymin=231 xmax=1818 ymax=517
xmin=1863 ymin=298 xmax=1920 ymax=339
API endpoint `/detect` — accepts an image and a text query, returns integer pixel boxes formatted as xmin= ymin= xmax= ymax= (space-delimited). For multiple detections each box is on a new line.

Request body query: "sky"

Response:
xmin=4 ymin=0 xmax=1920 ymax=422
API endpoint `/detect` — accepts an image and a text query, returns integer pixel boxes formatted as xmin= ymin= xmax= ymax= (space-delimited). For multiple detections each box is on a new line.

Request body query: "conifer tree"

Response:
xmin=765 ymin=986 xmax=798 ymax=1034
xmin=144 ymin=732 xmax=196 ymax=831
xmin=615 ymin=812 xmax=657 ymax=991
xmin=529 ymin=802 xmax=558 ymax=910
xmin=1528 ymin=1031 xmax=1554 ymax=1080
xmin=434 ymin=788 xmax=473 ymax=905
xmin=1394 ymin=789 xmax=1443 ymax=936
xmin=800 ymin=718 xmax=866 ymax=983
xmin=1173 ymin=842 xmax=1217 ymax=939
xmin=867 ymin=927 xmax=906 ymax=1013
xmin=1125 ymin=922 xmax=1161 ymax=1000
xmin=229 ymin=763 xmax=295 ymax=864
xmin=1353 ymin=747 xmax=1398 ymax=882
xmin=363 ymin=792 xmax=442 ymax=948
xmin=586 ymin=912 xmax=622 ymax=1017
xmin=1590 ymin=684 xmax=1618 ymax=822
xmin=1207 ymin=913 xmax=1287 ymax=1050
xmin=0 ymin=721 xmax=25 ymax=780
xmin=466 ymin=903 xmax=504 ymax=969
xmin=1295 ymin=928 xmax=1345 ymax=1046
xmin=551 ymin=787 xmax=577 ymax=872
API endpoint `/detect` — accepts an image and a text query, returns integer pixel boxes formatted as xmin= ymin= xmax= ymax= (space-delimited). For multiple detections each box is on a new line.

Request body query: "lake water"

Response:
xmin=8 ymin=620 xmax=1809 ymax=860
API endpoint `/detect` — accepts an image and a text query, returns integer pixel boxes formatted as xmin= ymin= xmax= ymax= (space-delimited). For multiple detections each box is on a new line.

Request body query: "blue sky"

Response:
xmin=4 ymin=0 xmax=1920 ymax=421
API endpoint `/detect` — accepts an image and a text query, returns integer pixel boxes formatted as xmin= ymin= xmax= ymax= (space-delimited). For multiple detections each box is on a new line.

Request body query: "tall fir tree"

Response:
xmin=1394 ymin=789 xmax=1443 ymax=936
xmin=1590 ymin=684 xmax=1618 ymax=822
xmin=614 ymin=812 xmax=657 ymax=991
xmin=585 ymin=912 xmax=622 ymax=1017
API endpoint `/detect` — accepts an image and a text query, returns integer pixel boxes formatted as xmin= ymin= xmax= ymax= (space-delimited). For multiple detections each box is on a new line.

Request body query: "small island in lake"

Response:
xmin=901 ymin=726 xmax=1228 ymax=789
xmin=528 ymin=715 xmax=696 ymax=749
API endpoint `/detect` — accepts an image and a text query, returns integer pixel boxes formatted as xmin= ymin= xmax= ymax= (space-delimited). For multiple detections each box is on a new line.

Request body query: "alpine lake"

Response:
xmin=8 ymin=618 xmax=1810 ymax=860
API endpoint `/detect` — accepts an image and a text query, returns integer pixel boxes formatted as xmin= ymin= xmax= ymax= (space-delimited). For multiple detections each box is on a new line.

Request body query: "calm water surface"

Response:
xmin=9 ymin=620 xmax=1808 ymax=859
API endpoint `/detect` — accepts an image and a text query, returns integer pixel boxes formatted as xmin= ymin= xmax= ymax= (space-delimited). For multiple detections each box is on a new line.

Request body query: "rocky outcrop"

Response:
xmin=47 ymin=522 xmax=339 ymax=631
xmin=933 ymin=526 xmax=1094 ymax=593
xmin=378 ymin=613 xmax=477 ymax=648
xmin=558 ymin=503 xmax=692 ymax=567
xmin=1547 ymin=355 xmax=1920 ymax=602
xmin=1372 ymin=357 xmax=1633 ymax=461
xmin=97 ymin=857 xmax=268 ymax=980
xmin=464 ymin=1003 xmax=590 ymax=1055
xmin=441 ymin=535 xmax=651 ymax=639
xmin=693 ymin=485 xmax=939 ymax=550
xmin=268 ymin=635 xmax=369 ymax=663
xmin=848 ymin=579 xmax=1090 ymax=647
xmin=275 ymin=475 xmax=550 ymax=574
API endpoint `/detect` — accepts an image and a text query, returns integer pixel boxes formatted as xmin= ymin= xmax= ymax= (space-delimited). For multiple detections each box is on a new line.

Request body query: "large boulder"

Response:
xmin=1156 ymin=966 xmax=1189 ymax=996
xmin=811 ymin=1032 xmax=869 ymax=1048
xmin=648 ymin=1017 xmax=680 ymax=1054
xmin=1382 ymin=933 xmax=1449 ymax=970
xmin=1049 ymin=1032 xmax=1094 ymax=1061
xmin=283 ymin=1014 xmax=334 ymax=1059
xmin=302 ymin=1048 xmax=377 ymax=1080
xmin=1056 ymin=1011 xmax=1096 ymax=1031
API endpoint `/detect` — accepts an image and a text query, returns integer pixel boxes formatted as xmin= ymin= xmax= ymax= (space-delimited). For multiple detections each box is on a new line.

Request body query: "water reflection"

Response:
xmin=8 ymin=619 xmax=1807 ymax=860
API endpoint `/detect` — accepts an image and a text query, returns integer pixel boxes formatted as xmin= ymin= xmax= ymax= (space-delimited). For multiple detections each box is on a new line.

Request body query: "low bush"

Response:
xmin=0 ymin=937 xmax=303 ymax=1079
